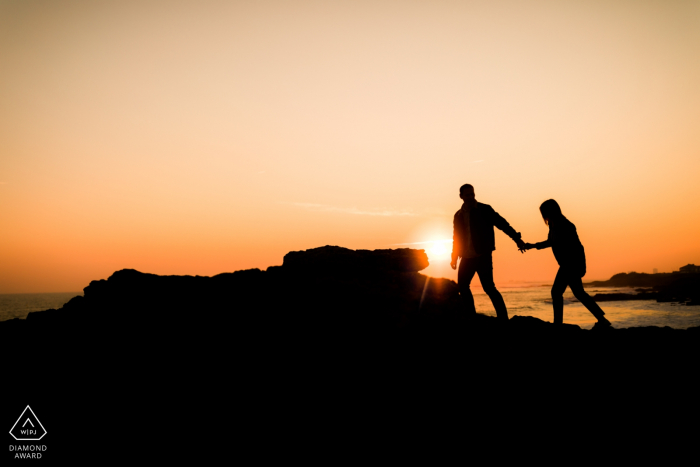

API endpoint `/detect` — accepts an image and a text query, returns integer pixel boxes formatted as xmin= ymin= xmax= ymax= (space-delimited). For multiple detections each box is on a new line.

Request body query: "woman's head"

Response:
xmin=539 ymin=199 xmax=563 ymax=225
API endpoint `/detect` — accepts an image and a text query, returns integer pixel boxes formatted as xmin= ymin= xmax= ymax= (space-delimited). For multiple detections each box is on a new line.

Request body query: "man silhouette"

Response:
xmin=450 ymin=184 xmax=525 ymax=322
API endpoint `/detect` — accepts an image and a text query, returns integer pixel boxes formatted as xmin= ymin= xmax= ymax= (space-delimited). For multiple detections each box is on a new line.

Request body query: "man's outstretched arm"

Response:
xmin=491 ymin=208 xmax=524 ymax=248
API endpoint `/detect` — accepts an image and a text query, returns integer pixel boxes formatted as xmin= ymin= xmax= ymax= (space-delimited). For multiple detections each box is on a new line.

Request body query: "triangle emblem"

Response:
xmin=9 ymin=406 xmax=47 ymax=441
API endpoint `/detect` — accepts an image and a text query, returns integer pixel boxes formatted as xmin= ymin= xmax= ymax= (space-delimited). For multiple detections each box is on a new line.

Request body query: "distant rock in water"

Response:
xmin=587 ymin=270 xmax=700 ymax=305
xmin=586 ymin=272 xmax=676 ymax=288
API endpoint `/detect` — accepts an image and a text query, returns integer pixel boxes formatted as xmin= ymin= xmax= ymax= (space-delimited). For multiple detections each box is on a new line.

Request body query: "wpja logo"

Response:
xmin=9 ymin=406 xmax=47 ymax=460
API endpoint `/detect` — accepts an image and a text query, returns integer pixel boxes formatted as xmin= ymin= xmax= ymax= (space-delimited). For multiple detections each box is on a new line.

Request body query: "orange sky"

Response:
xmin=1 ymin=0 xmax=699 ymax=292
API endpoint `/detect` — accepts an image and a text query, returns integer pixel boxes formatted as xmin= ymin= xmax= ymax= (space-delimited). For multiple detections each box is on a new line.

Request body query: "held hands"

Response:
xmin=452 ymin=239 xmax=535 ymax=264
xmin=518 ymin=241 xmax=535 ymax=253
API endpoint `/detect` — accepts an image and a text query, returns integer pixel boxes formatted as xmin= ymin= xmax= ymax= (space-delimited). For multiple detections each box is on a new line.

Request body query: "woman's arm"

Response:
xmin=532 ymin=225 xmax=555 ymax=250
xmin=520 ymin=240 xmax=549 ymax=251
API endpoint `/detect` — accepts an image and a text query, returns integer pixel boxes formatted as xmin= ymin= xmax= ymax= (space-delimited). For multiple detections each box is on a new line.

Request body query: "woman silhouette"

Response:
xmin=522 ymin=199 xmax=612 ymax=329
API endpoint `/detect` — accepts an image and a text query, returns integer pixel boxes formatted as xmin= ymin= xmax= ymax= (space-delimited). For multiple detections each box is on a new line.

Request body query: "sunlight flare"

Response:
xmin=425 ymin=240 xmax=452 ymax=260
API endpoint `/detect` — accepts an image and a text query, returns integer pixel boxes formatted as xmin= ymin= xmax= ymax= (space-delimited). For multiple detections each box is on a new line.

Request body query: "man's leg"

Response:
xmin=457 ymin=257 xmax=478 ymax=318
xmin=568 ymin=275 xmax=606 ymax=321
xmin=475 ymin=254 xmax=508 ymax=322
xmin=551 ymin=268 xmax=568 ymax=325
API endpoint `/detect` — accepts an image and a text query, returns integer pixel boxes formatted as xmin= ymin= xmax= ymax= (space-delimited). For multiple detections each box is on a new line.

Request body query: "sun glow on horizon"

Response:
xmin=425 ymin=239 xmax=453 ymax=262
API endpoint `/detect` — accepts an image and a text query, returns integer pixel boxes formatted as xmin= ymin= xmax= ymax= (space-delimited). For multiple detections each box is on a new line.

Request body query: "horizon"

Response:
xmin=2 ymin=253 xmax=690 ymax=295
xmin=2 ymin=1 xmax=699 ymax=293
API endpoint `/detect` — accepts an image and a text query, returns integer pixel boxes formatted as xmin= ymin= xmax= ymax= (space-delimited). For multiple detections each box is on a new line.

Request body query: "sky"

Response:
xmin=1 ymin=0 xmax=699 ymax=293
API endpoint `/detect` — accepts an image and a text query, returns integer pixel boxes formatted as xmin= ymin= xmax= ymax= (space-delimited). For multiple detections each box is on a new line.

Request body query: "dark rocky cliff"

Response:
xmin=15 ymin=246 xmax=458 ymax=336
xmin=2 ymin=246 xmax=698 ymax=459
xmin=5 ymin=244 xmax=700 ymax=355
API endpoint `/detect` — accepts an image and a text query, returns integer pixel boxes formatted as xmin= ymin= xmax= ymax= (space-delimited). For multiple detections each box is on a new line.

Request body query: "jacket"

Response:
xmin=534 ymin=216 xmax=586 ymax=276
xmin=451 ymin=202 xmax=522 ymax=261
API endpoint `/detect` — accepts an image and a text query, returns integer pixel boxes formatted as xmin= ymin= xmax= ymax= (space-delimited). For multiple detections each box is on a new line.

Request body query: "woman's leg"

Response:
xmin=551 ymin=268 xmax=568 ymax=325
xmin=568 ymin=276 xmax=607 ymax=322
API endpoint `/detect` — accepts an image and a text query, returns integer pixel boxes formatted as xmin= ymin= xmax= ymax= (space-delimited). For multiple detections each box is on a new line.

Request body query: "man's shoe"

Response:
xmin=591 ymin=319 xmax=613 ymax=330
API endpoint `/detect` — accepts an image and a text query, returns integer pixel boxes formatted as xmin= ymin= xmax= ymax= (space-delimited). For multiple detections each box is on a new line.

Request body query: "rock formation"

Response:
xmin=2 ymin=245 xmax=698 ymax=457
xmin=587 ymin=270 xmax=700 ymax=305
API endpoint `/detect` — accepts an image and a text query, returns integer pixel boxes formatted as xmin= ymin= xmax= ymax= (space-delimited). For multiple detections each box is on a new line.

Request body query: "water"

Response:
xmin=2 ymin=287 xmax=699 ymax=330
xmin=473 ymin=285 xmax=700 ymax=330
xmin=0 ymin=293 xmax=81 ymax=322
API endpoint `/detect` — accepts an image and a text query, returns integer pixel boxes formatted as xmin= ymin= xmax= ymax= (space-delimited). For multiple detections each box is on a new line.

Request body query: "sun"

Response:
xmin=426 ymin=239 xmax=452 ymax=259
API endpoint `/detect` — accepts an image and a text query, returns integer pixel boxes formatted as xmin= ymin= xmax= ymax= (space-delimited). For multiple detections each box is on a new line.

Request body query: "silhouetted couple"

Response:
xmin=450 ymin=184 xmax=612 ymax=329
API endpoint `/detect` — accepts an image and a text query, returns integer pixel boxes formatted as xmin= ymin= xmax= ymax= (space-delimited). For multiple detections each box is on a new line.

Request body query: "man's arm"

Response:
xmin=450 ymin=212 xmax=461 ymax=269
xmin=491 ymin=207 xmax=524 ymax=247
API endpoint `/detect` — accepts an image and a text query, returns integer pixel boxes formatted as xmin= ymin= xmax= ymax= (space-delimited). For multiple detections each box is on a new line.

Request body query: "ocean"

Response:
xmin=472 ymin=284 xmax=700 ymax=330
xmin=2 ymin=286 xmax=699 ymax=329
xmin=0 ymin=292 xmax=81 ymax=322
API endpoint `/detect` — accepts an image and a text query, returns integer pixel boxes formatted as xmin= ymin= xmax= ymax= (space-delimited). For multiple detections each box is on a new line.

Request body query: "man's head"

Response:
xmin=459 ymin=184 xmax=476 ymax=206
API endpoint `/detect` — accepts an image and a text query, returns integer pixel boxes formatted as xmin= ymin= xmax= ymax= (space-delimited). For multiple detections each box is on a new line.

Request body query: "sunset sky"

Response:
xmin=1 ymin=0 xmax=699 ymax=293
